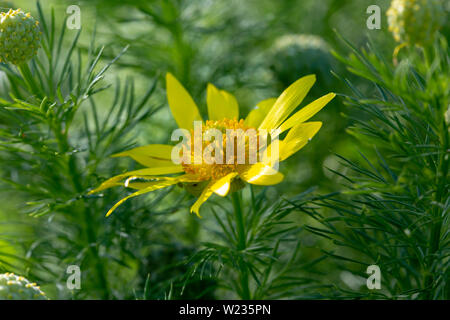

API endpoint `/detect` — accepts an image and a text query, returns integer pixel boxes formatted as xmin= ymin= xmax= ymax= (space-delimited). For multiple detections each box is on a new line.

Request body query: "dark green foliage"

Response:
xmin=293 ymin=35 xmax=449 ymax=299
xmin=182 ymin=188 xmax=334 ymax=299
xmin=0 ymin=3 xmax=192 ymax=299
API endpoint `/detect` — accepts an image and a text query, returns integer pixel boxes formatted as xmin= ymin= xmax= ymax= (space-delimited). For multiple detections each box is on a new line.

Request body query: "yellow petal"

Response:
xmin=280 ymin=122 xmax=322 ymax=161
xmin=245 ymin=97 xmax=277 ymax=128
xmin=238 ymin=163 xmax=284 ymax=186
xmin=190 ymin=186 xmax=213 ymax=218
xmin=112 ymin=144 xmax=175 ymax=167
xmin=212 ymin=172 xmax=238 ymax=196
xmin=166 ymin=73 xmax=203 ymax=130
xmin=125 ymin=174 xmax=201 ymax=190
xmin=279 ymin=93 xmax=335 ymax=133
xmin=88 ymin=166 xmax=183 ymax=194
xmin=121 ymin=156 xmax=174 ymax=167
xmin=106 ymin=180 xmax=179 ymax=217
xmin=125 ymin=178 xmax=171 ymax=190
xmin=207 ymin=83 xmax=239 ymax=120
xmin=259 ymin=139 xmax=286 ymax=167
xmin=113 ymin=144 xmax=173 ymax=159
xmin=190 ymin=173 xmax=238 ymax=217
xmin=259 ymin=75 xmax=316 ymax=130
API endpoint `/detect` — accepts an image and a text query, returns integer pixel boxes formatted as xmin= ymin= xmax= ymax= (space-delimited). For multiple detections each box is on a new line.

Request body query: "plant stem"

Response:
xmin=231 ymin=191 xmax=250 ymax=300
xmin=232 ymin=191 xmax=246 ymax=250
xmin=18 ymin=63 xmax=42 ymax=97
xmin=424 ymin=119 xmax=448 ymax=299
xmin=69 ymin=153 xmax=110 ymax=299
xmin=54 ymin=123 xmax=109 ymax=299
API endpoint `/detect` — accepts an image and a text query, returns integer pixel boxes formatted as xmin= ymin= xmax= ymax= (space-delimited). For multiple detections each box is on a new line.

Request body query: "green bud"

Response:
xmin=0 ymin=272 xmax=48 ymax=300
xmin=269 ymin=34 xmax=333 ymax=88
xmin=0 ymin=8 xmax=42 ymax=65
xmin=387 ymin=0 xmax=446 ymax=46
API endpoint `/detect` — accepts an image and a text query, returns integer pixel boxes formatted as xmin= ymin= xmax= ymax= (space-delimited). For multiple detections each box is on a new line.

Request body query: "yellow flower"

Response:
xmin=90 ymin=73 xmax=335 ymax=217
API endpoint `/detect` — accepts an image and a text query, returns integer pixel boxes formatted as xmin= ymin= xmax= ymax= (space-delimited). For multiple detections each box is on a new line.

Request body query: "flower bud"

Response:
xmin=269 ymin=34 xmax=333 ymax=88
xmin=387 ymin=0 xmax=445 ymax=46
xmin=0 ymin=9 xmax=42 ymax=65
xmin=0 ymin=272 xmax=47 ymax=300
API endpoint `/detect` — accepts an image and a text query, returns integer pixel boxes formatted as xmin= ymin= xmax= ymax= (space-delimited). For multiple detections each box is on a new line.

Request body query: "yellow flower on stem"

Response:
xmin=90 ymin=73 xmax=335 ymax=217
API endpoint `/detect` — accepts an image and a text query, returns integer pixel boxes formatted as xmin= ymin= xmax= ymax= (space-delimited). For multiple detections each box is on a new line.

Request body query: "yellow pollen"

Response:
xmin=181 ymin=118 xmax=259 ymax=180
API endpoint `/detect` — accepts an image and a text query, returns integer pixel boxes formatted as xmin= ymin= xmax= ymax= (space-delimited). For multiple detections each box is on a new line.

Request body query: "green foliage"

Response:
xmin=293 ymin=34 xmax=449 ymax=299
xmin=183 ymin=188 xmax=333 ymax=299
xmin=0 ymin=3 xmax=181 ymax=299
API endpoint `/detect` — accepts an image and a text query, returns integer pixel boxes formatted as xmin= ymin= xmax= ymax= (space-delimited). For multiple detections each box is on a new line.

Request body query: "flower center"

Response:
xmin=181 ymin=118 xmax=259 ymax=180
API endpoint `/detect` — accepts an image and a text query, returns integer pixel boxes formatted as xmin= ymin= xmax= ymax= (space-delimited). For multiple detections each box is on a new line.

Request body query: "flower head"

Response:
xmin=387 ymin=0 xmax=445 ymax=46
xmin=90 ymin=73 xmax=335 ymax=217
xmin=270 ymin=34 xmax=333 ymax=87
xmin=0 ymin=272 xmax=47 ymax=300
xmin=0 ymin=9 xmax=41 ymax=65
